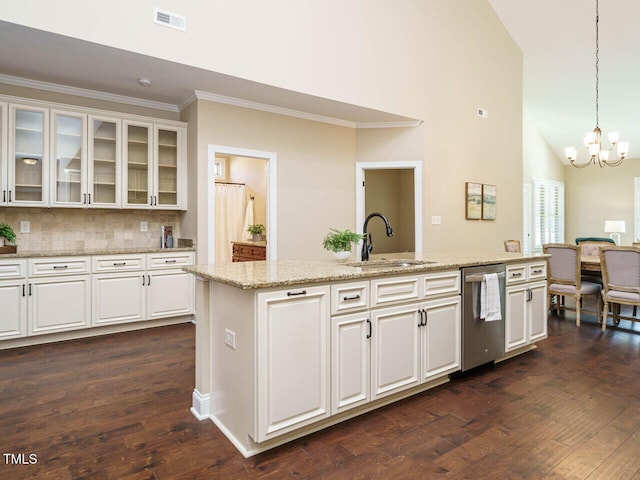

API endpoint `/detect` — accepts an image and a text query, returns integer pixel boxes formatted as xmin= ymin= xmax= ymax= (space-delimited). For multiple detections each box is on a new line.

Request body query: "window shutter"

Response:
xmin=532 ymin=178 xmax=564 ymax=251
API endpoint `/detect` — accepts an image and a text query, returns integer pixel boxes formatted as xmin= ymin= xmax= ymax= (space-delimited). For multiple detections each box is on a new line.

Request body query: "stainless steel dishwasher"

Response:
xmin=460 ymin=263 xmax=506 ymax=371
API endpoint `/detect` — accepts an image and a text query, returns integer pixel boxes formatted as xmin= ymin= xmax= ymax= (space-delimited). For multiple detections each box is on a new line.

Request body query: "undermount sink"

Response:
xmin=346 ymin=259 xmax=436 ymax=269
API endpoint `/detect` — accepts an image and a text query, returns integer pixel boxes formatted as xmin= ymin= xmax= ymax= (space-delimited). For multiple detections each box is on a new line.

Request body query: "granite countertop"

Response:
xmin=0 ymin=246 xmax=196 ymax=259
xmin=184 ymin=251 xmax=548 ymax=290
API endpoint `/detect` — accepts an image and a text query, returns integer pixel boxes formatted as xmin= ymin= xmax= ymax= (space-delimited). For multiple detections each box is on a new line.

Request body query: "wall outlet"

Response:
xmin=224 ymin=329 xmax=237 ymax=350
xmin=431 ymin=216 xmax=442 ymax=225
xmin=20 ymin=221 xmax=30 ymax=233
xmin=140 ymin=221 xmax=148 ymax=232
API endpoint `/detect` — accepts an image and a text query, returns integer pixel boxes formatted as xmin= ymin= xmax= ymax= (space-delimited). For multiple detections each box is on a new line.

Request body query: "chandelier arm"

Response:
xmin=570 ymin=158 xmax=594 ymax=169
xmin=602 ymin=158 xmax=624 ymax=167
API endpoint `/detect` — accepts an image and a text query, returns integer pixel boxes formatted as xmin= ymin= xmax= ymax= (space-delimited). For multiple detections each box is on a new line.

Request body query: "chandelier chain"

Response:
xmin=595 ymin=0 xmax=599 ymax=128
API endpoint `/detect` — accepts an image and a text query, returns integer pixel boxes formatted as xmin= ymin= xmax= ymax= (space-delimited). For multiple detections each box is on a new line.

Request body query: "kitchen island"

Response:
xmin=185 ymin=251 xmax=547 ymax=457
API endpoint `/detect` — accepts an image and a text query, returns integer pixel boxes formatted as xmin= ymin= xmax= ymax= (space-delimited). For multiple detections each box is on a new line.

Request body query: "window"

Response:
xmin=531 ymin=178 xmax=565 ymax=251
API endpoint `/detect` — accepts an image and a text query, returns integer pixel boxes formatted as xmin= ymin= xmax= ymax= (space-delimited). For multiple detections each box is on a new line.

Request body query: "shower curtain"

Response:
xmin=215 ymin=183 xmax=246 ymax=264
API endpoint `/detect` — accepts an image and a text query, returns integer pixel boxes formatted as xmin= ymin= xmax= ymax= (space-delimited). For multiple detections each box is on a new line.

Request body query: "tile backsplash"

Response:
xmin=0 ymin=208 xmax=181 ymax=252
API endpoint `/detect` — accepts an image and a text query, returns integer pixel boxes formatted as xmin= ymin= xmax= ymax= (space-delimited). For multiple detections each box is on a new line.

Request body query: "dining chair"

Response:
xmin=599 ymin=246 xmax=640 ymax=332
xmin=503 ymin=239 xmax=521 ymax=253
xmin=543 ymin=243 xmax=602 ymax=327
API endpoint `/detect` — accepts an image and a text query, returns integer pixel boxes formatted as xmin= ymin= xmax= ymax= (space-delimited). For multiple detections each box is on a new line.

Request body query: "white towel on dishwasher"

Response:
xmin=480 ymin=273 xmax=502 ymax=321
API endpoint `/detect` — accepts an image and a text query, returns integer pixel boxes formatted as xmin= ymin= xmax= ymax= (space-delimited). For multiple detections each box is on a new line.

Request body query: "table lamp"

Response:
xmin=604 ymin=220 xmax=625 ymax=245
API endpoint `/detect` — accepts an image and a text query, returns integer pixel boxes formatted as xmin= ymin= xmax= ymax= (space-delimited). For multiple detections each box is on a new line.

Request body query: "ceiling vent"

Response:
xmin=153 ymin=8 xmax=186 ymax=31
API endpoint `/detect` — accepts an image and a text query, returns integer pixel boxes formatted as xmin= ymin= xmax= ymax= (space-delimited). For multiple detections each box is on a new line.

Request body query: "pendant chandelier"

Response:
xmin=565 ymin=0 xmax=629 ymax=168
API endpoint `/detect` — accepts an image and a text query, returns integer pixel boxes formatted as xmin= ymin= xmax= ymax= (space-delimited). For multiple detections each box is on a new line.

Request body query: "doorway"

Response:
xmin=355 ymin=161 xmax=423 ymax=259
xmin=207 ymin=145 xmax=277 ymax=264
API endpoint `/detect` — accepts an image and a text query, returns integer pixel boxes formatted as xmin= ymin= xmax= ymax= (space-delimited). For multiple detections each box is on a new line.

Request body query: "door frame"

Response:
xmin=355 ymin=161 xmax=423 ymax=259
xmin=207 ymin=145 xmax=277 ymax=264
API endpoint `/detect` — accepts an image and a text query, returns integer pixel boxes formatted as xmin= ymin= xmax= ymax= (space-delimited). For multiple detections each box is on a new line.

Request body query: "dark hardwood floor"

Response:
xmin=1 ymin=310 xmax=639 ymax=480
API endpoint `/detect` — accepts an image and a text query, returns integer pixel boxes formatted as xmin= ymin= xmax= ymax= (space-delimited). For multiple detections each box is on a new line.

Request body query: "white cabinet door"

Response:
xmin=147 ymin=269 xmax=194 ymax=319
xmin=29 ymin=275 xmax=90 ymax=335
xmin=93 ymin=272 xmax=146 ymax=326
xmin=0 ymin=279 xmax=27 ymax=339
xmin=50 ymin=110 xmax=87 ymax=207
xmin=0 ymin=102 xmax=7 ymax=205
xmin=420 ymin=295 xmax=461 ymax=381
xmin=505 ymin=284 xmax=528 ymax=352
xmin=154 ymin=125 xmax=182 ymax=209
xmin=123 ymin=120 xmax=153 ymax=208
xmin=8 ymin=104 xmax=49 ymax=206
xmin=528 ymin=281 xmax=548 ymax=343
xmin=256 ymin=286 xmax=330 ymax=442
xmin=331 ymin=311 xmax=370 ymax=415
xmin=370 ymin=303 xmax=420 ymax=400
xmin=88 ymin=115 xmax=121 ymax=208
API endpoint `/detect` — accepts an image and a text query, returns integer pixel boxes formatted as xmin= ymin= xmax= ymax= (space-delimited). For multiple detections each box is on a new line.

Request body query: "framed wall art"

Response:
xmin=465 ymin=182 xmax=482 ymax=220
xmin=482 ymin=184 xmax=496 ymax=220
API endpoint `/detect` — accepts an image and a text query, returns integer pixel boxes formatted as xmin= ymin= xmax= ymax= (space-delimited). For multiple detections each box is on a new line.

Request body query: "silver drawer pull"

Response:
xmin=343 ymin=294 xmax=361 ymax=301
xmin=53 ymin=265 xmax=68 ymax=269
xmin=113 ymin=262 xmax=127 ymax=266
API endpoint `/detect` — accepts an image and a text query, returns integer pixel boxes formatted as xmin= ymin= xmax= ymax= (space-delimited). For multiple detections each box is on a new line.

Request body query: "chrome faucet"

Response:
xmin=361 ymin=212 xmax=394 ymax=261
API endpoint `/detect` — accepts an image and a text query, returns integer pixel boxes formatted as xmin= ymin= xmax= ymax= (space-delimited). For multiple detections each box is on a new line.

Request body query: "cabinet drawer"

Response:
xmin=528 ymin=262 xmax=547 ymax=281
xmin=28 ymin=257 xmax=90 ymax=277
xmin=0 ymin=259 xmax=27 ymax=279
xmin=331 ymin=281 xmax=369 ymax=315
xmin=506 ymin=265 xmax=527 ymax=285
xmin=421 ymin=270 xmax=460 ymax=298
xmin=93 ymin=254 xmax=146 ymax=273
xmin=147 ymin=252 xmax=195 ymax=269
xmin=371 ymin=275 xmax=420 ymax=307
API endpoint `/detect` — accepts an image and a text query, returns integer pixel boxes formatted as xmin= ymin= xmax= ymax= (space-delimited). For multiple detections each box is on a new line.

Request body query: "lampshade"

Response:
xmin=604 ymin=220 xmax=626 ymax=233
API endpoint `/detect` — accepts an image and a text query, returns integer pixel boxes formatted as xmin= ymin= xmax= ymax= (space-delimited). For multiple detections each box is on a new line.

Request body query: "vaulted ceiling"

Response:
xmin=489 ymin=0 xmax=640 ymax=163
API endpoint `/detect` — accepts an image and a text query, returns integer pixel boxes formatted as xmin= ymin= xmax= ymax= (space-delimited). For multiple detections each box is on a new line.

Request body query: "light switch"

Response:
xmin=431 ymin=216 xmax=442 ymax=225
xmin=20 ymin=221 xmax=30 ymax=233
xmin=140 ymin=221 xmax=148 ymax=232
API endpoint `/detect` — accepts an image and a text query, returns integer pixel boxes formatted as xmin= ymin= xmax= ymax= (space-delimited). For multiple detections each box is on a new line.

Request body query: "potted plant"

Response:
xmin=247 ymin=224 xmax=265 ymax=242
xmin=0 ymin=223 xmax=17 ymax=248
xmin=322 ymin=228 xmax=364 ymax=261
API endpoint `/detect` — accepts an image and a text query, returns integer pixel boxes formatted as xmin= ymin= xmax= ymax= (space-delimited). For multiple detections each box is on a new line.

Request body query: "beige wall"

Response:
xmin=564 ymin=160 xmax=640 ymax=245
xmin=192 ymin=101 xmax=356 ymax=261
xmin=523 ymin=111 xmax=564 ymax=183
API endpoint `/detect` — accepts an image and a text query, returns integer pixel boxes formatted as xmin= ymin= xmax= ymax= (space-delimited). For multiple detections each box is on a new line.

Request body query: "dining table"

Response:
xmin=581 ymin=255 xmax=601 ymax=273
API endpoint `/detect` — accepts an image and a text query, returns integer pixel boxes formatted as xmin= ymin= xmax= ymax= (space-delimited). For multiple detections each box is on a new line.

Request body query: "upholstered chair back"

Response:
xmin=544 ymin=244 xmax=579 ymax=285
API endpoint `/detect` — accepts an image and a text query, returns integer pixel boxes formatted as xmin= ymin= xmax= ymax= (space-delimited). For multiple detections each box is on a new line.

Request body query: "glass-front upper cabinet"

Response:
xmin=155 ymin=126 xmax=180 ymax=209
xmin=123 ymin=120 xmax=153 ymax=208
xmin=9 ymin=104 xmax=49 ymax=206
xmin=88 ymin=115 xmax=121 ymax=207
xmin=0 ymin=102 xmax=7 ymax=205
xmin=51 ymin=110 xmax=86 ymax=206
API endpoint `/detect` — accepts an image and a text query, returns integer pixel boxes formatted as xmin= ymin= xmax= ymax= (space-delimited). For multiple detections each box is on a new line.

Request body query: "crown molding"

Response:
xmin=192 ymin=90 xmax=357 ymax=128
xmin=0 ymin=74 xmax=179 ymax=112
xmin=190 ymin=90 xmax=421 ymax=129
xmin=356 ymin=120 xmax=423 ymax=129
